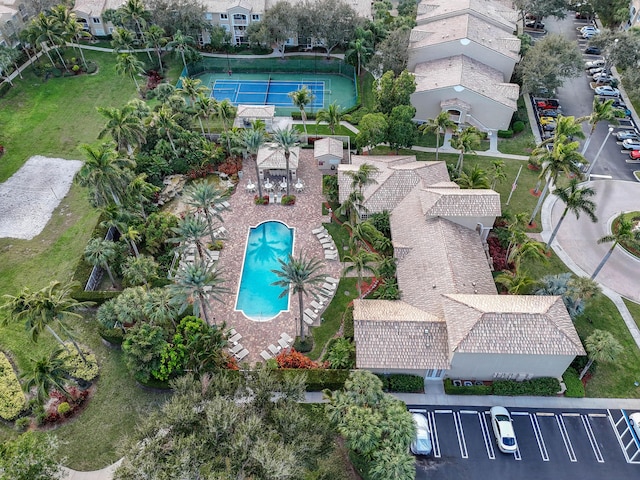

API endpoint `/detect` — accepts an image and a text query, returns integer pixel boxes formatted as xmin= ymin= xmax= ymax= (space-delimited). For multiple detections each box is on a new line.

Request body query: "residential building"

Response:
xmin=624 ymin=0 xmax=640 ymax=29
xmin=0 ymin=0 xmax=30 ymax=47
xmin=340 ymin=155 xmax=585 ymax=382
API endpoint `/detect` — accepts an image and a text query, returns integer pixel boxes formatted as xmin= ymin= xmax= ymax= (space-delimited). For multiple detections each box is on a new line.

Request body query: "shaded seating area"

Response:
xmin=256 ymin=143 xmax=300 ymax=182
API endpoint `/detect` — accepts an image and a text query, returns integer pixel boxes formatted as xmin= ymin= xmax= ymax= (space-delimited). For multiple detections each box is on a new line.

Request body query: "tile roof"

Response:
xmin=442 ymin=295 xmax=586 ymax=356
xmin=203 ymin=0 xmax=266 ymax=14
xmin=354 ymin=300 xmax=450 ymax=370
xmin=409 ymin=14 xmax=520 ymax=60
xmin=416 ymin=0 xmax=517 ymax=26
xmin=237 ymin=104 xmax=275 ymax=118
xmin=73 ymin=0 xmax=108 ymax=16
xmin=413 ymin=55 xmax=519 ymax=109
xmin=256 ymin=143 xmax=300 ymax=170
xmin=419 ymin=188 xmax=501 ymax=217
xmin=314 ymin=137 xmax=343 ymax=159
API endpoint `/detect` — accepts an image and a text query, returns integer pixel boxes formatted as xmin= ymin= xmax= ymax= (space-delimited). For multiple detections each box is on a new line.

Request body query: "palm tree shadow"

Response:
xmin=247 ymin=223 xmax=289 ymax=264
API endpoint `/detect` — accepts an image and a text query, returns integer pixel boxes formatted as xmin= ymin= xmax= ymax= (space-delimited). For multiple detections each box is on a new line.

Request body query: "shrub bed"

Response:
xmin=376 ymin=374 xmax=424 ymax=393
xmin=0 ymin=352 xmax=26 ymax=420
xmin=444 ymin=377 xmax=561 ymax=396
xmin=274 ymin=369 xmax=350 ymax=391
xmin=444 ymin=378 xmax=492 ymax=395
xmin=562 ymin=368 xmax=585 ymax=398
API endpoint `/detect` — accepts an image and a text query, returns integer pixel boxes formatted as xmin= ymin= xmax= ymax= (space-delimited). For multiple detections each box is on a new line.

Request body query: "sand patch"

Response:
xmin=0 ymin=156 xmax=83 ymax=240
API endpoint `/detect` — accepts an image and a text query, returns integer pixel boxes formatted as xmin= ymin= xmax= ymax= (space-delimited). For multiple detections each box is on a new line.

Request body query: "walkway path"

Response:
xmin=62 ymin=459 xmax=122 ymax=480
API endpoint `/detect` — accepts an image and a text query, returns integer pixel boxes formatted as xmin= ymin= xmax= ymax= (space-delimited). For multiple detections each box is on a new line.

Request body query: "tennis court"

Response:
xmin=212 ymin=79 xmax=325 ymax=108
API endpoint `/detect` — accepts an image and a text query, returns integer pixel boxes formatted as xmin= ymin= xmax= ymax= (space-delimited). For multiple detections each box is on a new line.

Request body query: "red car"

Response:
xmin=629 ymin=150 xmax=640 ymax=160
xmin=535 ymin=99 xmax=561 ymax=110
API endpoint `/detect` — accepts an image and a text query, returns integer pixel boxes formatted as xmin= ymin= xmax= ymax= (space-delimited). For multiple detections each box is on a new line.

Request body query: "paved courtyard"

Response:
xmin=212 ymin=150 xmax=342 ymax=363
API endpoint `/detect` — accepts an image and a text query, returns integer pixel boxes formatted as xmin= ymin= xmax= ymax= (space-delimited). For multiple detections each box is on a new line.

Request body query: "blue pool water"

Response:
xmin=235 ymin=221 xmax=294 ymax=321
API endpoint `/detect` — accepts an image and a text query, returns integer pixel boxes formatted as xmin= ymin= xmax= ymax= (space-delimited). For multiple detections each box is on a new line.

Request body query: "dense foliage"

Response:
xmin=0 ymin=352 xmax=26 ymax=420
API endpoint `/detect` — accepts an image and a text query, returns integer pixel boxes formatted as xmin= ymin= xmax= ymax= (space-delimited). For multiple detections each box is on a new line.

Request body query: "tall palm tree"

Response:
xmin=490 ymin=160 xmax=507 ymax=190
xmin=178 ymin=76 xmax=209 ymax=105
xmin=63 ymin=13 xmax=91 ymax=69
xmin=22 ymin=21 xmax=55 ymax=65
xmin=579 ymin=329 xmax=623 ymax=379
xmin=214 ymin=99 xmax=237 ymax=154
xmin=507 ymin=238 xmax=547 ymax=271
xmin=168 ymin=214 xmax=210 ymax=261
xmin=111 ymin=26 xmax=136 ymax=52
xmin=272 ymin=126 xmax=300 ymax=196
xmin=419 ymin=111 xmax=456 ymax=161
xmin=343 ymin=248 xmax=381 ymax=298
xmin=148 ymin=105 xmax=181 ymax=154
xmin=494 ymin=269 xmax=536 ymax=294
xmin=547 ymin=178 xmax=598 ymax=248
xmin=182 ymin=181 xmax=227 ymax=246
xmin=241 ymin=127 xmax=266 ymax=198
xmin=315 ymin=102 xmax=345 ymax=135
xmin=84 ymin=238 xmax=120 ymax=288
xmin=121 ymin=225 xmax=142 ymax=257
xmin=77 ymin=143 xmax=135 ymax=207
xmin=145 ymin=24 xmax=167 ymax=73
xmin=31 ymin=12 xmax=67 ymax=69
xmin=125 ymin=173 xmax=158 ymax=220
xmin=168 ymin=260 xmax=228 ymax=325
xmin=121 ymin=0 xmax=148 ymax=50
xmin=344 ymin=162 xmax=379 ymax=196
xmin=97 ymin=104 xmax=146 ymax=154
xmin=21 ymin=349 xmax=69 ymax=403
xmin=167 ymin=30 xmax=195 ymax=75
xmin=115 ymin=52 xmax=145 ymax=94
xmin=339 ymin=189 xmax=366 ymax=224
xmin=451 ymin=126 xmax=481 ymax=173
xmin=455 ymin=164 xmax=490 ymax=189
xmin=194 ymin=93 xmax=216 ymax=136
xmin=581 ymin=98 xmax=619 ymax=154
xmin=345 ymin=37 xmax=373 ymax=76
xmin=271 ymin=253 xmax=325 ymax=340
xmin=289 ymin=87 xmax=315 ymax=136
xmin=591 ymin=218 xmax=640 ymax=279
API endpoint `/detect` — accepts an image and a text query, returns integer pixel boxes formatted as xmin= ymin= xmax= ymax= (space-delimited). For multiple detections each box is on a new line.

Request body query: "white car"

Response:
xmin=585 ymin=59 xmax=605 ymax=69
xmin=629 ymin=413 xmax=640 ymax=441
xmin=582 ymin=30 xmax=600 ymax=38
xmin=490 ymin=406 xmax=517 ymax=454
xmin=410 ymin=413 xmax=432 ymax=456
xmin=622 ymin=138 xmax=640 ymax=150
xmin=580 ymin=26 xmax=600 ymax=34
xmin=592 ymin=73 xmax=614 ymax=83
xmin=594 ymin=85 xmax=620 ymax=97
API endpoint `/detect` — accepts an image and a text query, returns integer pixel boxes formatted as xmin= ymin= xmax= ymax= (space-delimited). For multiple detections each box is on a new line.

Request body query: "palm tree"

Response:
xmin=581 ymin=98 xmax=619 ymax=154
xmin=144 ymin=288 xmax=179 ymax=328
xmin=194 ymin=93 xmax=216 ymax=136
xmin=111 ymin=26 xmax=136 ymax=52
xmin=85 ymin=238 xmax=120 ymax=288
xmin=31 ymin=12 xmax=67 ymax=69
xmin=22 ymin=20 xmax=55 ymax=65
xmin=241 ymin=127 xmax=266 ymax=198
xmin=344 ymin=162 xmax=379 ymax=196
xmin=289 ymin=87 xmax=315 ymax=136
xmin=507 ymin=238 xmax=547 ymax=271
xmin=339 ymin=189 xmax=366 ymax=224
xmin=272 ymin=126 xmax=300 ymax=196
xmin=494 ymin=270 xmax=536 ymax=294
xmin=125 ymin=173 xmax=158 ymax=219
xmin=145 ymin=24 xmax=167 ymax=73
xmin=148 ymin=105 xmax=181 ymax=154
xmin=168 ymin=214 xmax=210 ymax=261
xmin=122 ymin=255 xmax=159 ymax=289
xmin=591 ymin=218 xmax=640 ymax=279
xmin=579 ymin=329 xmax=623 ymax=379
xmin=1 ymin=281 xmax=92 ymax=360
xmin=547 ymin=178 xmax=598 ymax=248
xmin=97 ymin=104 xmax=146 ymax=154
xmin=77 ymin=143 xmax=135 ymax=207
xmin=455 ymin=164 xmax=490 ymax=189
xmin=168 ymin=260 xmax=228 ymax=325
xmin=21 ymin=349 xmax=69 ymax=403
xmin=121 ymin=225 xmax=142 ymax=257
xmin=419 ymin=111 xmax=456 ymax=161
xmin=214 ymin=99 xmax=237 ymax=154
xmin=568 ymin=275 xmax=601 ymax=302
xmin=178 ymin=76 xmax=209 ymax=105
xmin=451 ymin=126 xmax=481 ymax=173
xmin=63 ymin=13 xmax=91 ymax=69
xmin=115 ymin=52 xmax=145 ymax=94
xmin=315 ymin=102 xmax=345 ymax=136
xmin=271 ymin=253 xmax=325 ymax=340
xmin=345 ymin=37 xmax=373 ymax=76
xmin=489 ymin=160 xmax=507 ymax=190
xmin=121 ymin=0 xmax=148 ymax=50
xmin=167 ymin=30 xmax=195 ymax=75
xmin=343 ymin=248 xmax=381 ymax=298
xmin=182 ymin=181 xmax=227 ymax=246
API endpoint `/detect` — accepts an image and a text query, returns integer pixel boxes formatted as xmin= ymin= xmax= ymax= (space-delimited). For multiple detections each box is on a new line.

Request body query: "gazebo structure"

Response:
xmin=256 ymin=143 xmax=300 ymax=181
xmin=314 ymin=137 xmax=344 ymax=172
xmin=234 ymin=105 xmax=276 ymax=131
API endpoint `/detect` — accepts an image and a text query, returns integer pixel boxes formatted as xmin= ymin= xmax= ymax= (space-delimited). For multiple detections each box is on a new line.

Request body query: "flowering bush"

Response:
xmin=281 ymin=195 xmax=296 ymax=206
xmin=254 ymin=195 xmax=269 ymax=205
xmin=146 ymin=70 xmax=163 ymax=90
xmin=186 ymin=163 xmax=216 ymax=180
xmin=44 ymin=387 xmax=89 ymax=424
xmin=487 ymin=236 xmax=509 ymax=272
xmin=218 ymin=157 xmax=242 ymax=175
xmin=276 ymin=349 xmax=321 ymax=369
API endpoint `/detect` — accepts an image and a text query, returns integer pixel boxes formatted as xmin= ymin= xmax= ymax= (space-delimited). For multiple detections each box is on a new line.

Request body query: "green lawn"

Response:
xmin=623 ymin=298 xmax=640 ymax=330
xmin=293 ymin=124 xmax=356 ymax=140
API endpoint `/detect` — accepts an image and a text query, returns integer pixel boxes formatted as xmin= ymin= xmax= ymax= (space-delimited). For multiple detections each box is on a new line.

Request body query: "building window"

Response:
xmin=220 ymin=13 xmax=228 ymax=19
xmin=205 ymin=13 xmax=213 ymax=20
xmin=251 ymin=14 xmax=260 ymax=20
xmin=92 ymin=17 xmax=101 ymax=24
xmin=233 ymin=14 xmax=246 ymax=21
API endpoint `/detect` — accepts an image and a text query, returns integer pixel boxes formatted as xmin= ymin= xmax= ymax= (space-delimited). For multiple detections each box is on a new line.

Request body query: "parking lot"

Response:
xmin=411 ymin=406 xmax=640 ymax=480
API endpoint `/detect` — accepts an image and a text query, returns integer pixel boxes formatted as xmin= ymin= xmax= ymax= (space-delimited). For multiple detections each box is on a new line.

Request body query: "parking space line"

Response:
xmin=530 ymin=413 xmax=550 ymax=461
xmin=511 ymin=411 xmax=529 ymax=416
xmin=428 ymin=411 xmax=441 ymax=459
xmin=556 ymin=415 xmax=577 ymax=462
xmin=608 ymin=409 xmax=633 ymax=463
xmin=460 ymin=410 xmax=477 ymax=414
xmin=478 ymin=412 xmax=495 ymax=460
xmin=453 ymin=412 xmax=469 ymax=459
xmin=581 ymin=414 xmax=605 ymax=463
xmin=588 ymin=413 xmax=607 ymax=418
xmin=409 ymin=408 xmax=426 ymax=413
xmin=514 ymin=447 xmax=522 ymax=461
xmin=435 ymin=409 xmax=452 ymax=414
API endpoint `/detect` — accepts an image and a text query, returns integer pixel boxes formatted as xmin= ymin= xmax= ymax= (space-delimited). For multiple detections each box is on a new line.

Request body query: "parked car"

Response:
xmin=613 ymin=106 xmax=632 ymax=118
xmin=622 ymin=138 xmax=640 ymax=150
xmin=539 ymin=116 xmax=557 ymax=125
xmin=615 ymin=130 xmax=639 ymax=141
xmin=629 ymin=150 xmax=640 ymax=160
xmin=535 ymin=98 xmax=561 ymax=110
xmin=582 ymin=30 xmax=600 ymax=39
xmin=410 ymin=413 xmax=432 ymax=456
xmin=585 ymin=46 xmax=602 ymax=55
xmin=585 ymin=59 xmax=605 ymax=69
xmin=588 ymin=66 xmax=609 ymax=75
xmin=542 ymin=122 xmax=556 ymax=131
xmin=525 ymin=20 xmax=545 ymax=29
xmin=592 ymin=73 xmax=614 ymax=84
xmin=594 ymin=85 xmax=620 ymax=97
xmin=490 ymin=407 xmax=518 ymax=454
xmin=539 ymin=109 xmax=560 ymax=118
xmin=629 ymin=413 xmax=640 ymax=439
xmin=580 ymin=26 xmax=600 ymax=34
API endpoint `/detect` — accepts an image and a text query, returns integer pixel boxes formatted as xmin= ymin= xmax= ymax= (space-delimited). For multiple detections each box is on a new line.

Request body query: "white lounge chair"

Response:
xmin=268 ymin=344 xmax=281 ymax=355
xmin=312 ymin=227 xmax=326 ymax=235
xmin=322 ymin=282 xmax=336 ymax=291
xmin=229 ymin=332 xmax=242 ymax=344
xmin=310 ymin=300 xmax=323 ymax=311
xmin=303 ymin=314 xmax=314 ymax=325
xmin=326 ymin=276 xmax=339 ymax=285
xmin=236 ymin=349 xmax=249 ymax=360
xmin=229 ymin=343 xmax=243 ymax=354
xmin=278 ymin=338 xmax=289 ymax=349
xmin=304 ymin=308 xmax=318 ymax=319
xmin=260 ymin=350 xmax=272 ymax=360
xmin=281 ymin=332 xmax=294 ymax=343
xmin=325 ymin=252 xmax=338 ymax=260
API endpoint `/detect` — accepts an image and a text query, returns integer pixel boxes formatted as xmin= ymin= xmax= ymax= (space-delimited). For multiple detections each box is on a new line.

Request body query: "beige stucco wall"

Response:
xmin=438 ymin=215 xmax=497 ymax=232
xmin=408 ymin=42 xmax=516 ymax=80
xmin=411 ymin=88 xmax=515 ymax=131
xmin=447 ymin=352 xmax=576 ymax=380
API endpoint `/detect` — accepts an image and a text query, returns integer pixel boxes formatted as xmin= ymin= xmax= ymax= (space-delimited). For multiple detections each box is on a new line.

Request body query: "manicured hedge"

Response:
xmin=59 ymin=345 xmax=99 ymax=382
xmin=497 ymin=129 xmax=514 ymax=138
xmin=376 ymin=374 xmax=424 ymax=393
xmin=562 ymin=368 xmax=585 ymax=398
xmin=444 ymin=377 xmax=561 ymax=396
xmin=0 ymin=352 xmax=26 ymax=420
xmin=444 ymin=378 xmax=492 ymax=395
xmin=512 ymin=120 xmax=525 ymax=133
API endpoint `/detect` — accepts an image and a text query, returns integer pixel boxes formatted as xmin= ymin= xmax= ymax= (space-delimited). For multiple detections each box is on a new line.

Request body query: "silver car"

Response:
xmin=490 ymin=406 xmax=517 ymax=454
xmin=629 ymin=413 xmax=640 ymax=442
xmin=410 ymin=413 xmax=432 ymax=456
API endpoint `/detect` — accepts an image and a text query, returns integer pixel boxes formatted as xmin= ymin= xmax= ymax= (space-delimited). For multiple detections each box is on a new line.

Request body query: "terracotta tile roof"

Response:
xmin=256 ymin=143 xmax=300 ymax=170
xmin=413 ymin=55 xmax=519 ymax=109
xmin=314 ymin=137 xmax=343 ymax=159
xmin=419 ymin=188 xmax=501 ymax=217
xmin=442 ymin=294 xmax=586 ymax=355
xmin=354 ymin=300 xmax=450 ymax=370
xmin=409 ymin=14 xmax=520 ymax=61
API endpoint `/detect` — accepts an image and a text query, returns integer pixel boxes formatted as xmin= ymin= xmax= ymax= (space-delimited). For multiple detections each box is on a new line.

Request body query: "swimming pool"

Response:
xmin=235 ymin=221 xmax=295 ymax=321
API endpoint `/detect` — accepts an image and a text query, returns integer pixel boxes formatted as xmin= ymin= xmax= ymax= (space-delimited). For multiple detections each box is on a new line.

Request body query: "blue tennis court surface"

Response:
xmin=212 ymin=79 xmax=325 ymax=107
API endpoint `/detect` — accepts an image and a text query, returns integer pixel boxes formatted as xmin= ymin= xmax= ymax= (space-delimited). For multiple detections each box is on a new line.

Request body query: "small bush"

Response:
xmin=497 ymin=129 xmax=514 ymax=138
xmin=97 ymin=325 xmax=125 ymax=345
xmin=443 ymin=378 xmax=492 ymax=395
xmin=14 ymin=416 xmax=31 ymax=432
xmin=57 ymin=402 xmax=71 ymax=415
xmin=388 ymin=374 xmax=424 ymax=393
xmin=294 ymin=336 xmax=314 ymax=353
xmin=254 ymin=195 xmax=269 ymax=205
xmin=562 ymin=368 xmax=585 ymax=398
xmin=342 ymin=307 xmax=354 ymax=340
xmin=512 ymin=121 xmax=525 ymax=133
xmin=276 ymin=349 xmax=320 ymax=369
xmin=276 ymin=368 xmax=350 ymax=391
xmin=281 ymin=195 xmax=296 ymax=206
xmin=0 ymin=352 xmax=26 ymax=420
xmin=58 ymin=345 xmax=99 ymax=382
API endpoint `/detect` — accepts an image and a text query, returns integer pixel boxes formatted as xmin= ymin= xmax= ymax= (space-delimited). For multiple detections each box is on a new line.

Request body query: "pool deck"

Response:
xmin=212 ymin=149 xmax=342 ymax=364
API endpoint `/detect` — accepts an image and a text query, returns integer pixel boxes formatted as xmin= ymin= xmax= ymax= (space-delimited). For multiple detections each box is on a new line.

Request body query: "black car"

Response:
xmin=538 ymin=109 xmax=560 ymax=118
xmin=585 ymin=45 xmax=601 ymax=55
xmin=525 ymin=20 xmax=545 ymax=29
